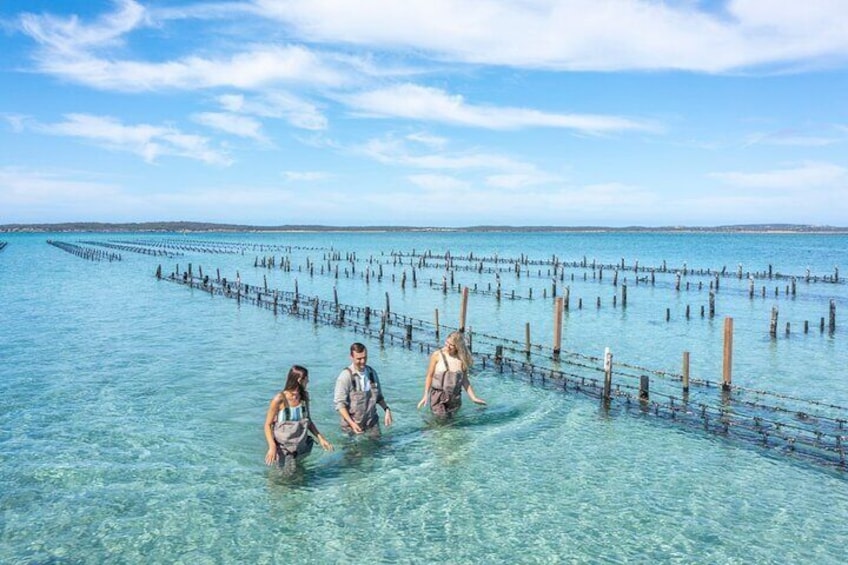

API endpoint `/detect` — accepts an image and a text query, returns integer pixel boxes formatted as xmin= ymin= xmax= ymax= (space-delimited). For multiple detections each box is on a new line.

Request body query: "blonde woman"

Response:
xmin=417 ymin=331 xmax=486 ymax=416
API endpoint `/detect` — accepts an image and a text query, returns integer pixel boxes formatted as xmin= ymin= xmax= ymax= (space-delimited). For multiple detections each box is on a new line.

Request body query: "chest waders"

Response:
xmin=341 ymin=367 xmax=380 ymax=433
xmin=273 ymin=395 xmax=314 ymax=461
xmin=429 ymin=351 xmax=466 ymax=417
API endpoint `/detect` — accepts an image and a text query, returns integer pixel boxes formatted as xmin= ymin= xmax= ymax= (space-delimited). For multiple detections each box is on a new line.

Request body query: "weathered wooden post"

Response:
xmin=603 ymin=347 xmax=613 ymax=402
xmin=769 ymin=306 xmax=779 ymax=338
xmin=459 ymin=286 xmax=469 ymax=333
xmin=380 ymin=310 xmax=387 ymax=343
xmin=385 ymin=292 xmax=391 ymax=315
xmin=434 ymin=308 xmax=440 ymax=341
xmin=830 ymin=299 xmax=837 ymax=334
xmin=682 ymin=351 xmax=690 ymax=397
xmin=722 ymin=317 xmax=733 ymax=391
xmin=553 ymin=297 xmax=564 ymax=360
xmin=524 ymin=322 xmax=531 ymax=358
xmin=639 ymin=375 xmax=649 ymax=402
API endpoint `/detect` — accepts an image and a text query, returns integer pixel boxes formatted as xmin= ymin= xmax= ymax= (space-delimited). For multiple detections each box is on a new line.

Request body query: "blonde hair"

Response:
xmin=446 ymin=331 xmax=473 ymax=371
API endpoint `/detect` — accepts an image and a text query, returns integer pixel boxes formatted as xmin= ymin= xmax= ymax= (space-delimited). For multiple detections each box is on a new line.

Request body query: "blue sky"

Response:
xmin=1 ymin=0 xmax=847 ymax=227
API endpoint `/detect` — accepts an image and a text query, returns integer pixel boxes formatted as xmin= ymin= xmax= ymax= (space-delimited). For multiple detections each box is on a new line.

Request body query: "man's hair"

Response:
xmin=350 ymin=342 xmax=367 ymax=354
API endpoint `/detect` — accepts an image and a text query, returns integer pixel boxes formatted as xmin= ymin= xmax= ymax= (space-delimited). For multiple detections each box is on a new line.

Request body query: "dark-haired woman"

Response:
xmin=264 ymin=365 xmax=333 ymax=468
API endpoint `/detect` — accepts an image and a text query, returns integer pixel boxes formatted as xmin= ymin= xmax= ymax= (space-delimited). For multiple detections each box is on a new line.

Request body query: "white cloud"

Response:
xmin=344 ymin=84 xmax=656 ymax=134
xmin=485 ymin=172 xmax=562 ymax=189
xmin=710 ymin=161 xmax=847 ymax=189
xmin=358 ymin=134 xmax=537 ymax=173
xmin=192 ymin=112 xmax=266 ymax=141
xmin=2 ymin=114 xmax=29 ymax=133
xmin=252 ymin=0 xmax=848 ymax=72
xmin=0 ymin=167 xmax=121 ymax=205
xmin=19 ymin=0 xmax=146 ymax=54
xmin=408 ymin=174 xmax=469 ymax=192
xmin=743 ymin=130 xmax=843 ymax=147
xmin=27 ymin=46 xmax=348 ymax=92
xmin=406 ymin=132 xmax=448 ymax=149
xmin=216 ymin=92 xmax=328 ymax=130
xmin=283 ymin=171 xmax=332 ymax=182
xmin=37 ymin=114 xmax=231 ymax=165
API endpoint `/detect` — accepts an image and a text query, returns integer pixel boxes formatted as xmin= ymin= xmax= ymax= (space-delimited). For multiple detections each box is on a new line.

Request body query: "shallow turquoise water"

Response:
xmin=1 ymin=231 xmax=847 ymax=563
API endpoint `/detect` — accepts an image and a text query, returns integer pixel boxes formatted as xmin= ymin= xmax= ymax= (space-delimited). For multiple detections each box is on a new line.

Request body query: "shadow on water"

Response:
xmin=265 ymin=404 xmax=524 ymax=489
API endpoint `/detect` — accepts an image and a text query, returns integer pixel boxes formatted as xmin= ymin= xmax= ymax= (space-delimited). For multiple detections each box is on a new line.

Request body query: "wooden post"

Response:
xmin=769 ymin=306 xmax=778 ymax=338
xmin=830 ymin=299 xmax=837 ymax=334
xmin=385 ymin=292 xmax=391 ymax=315
xmin=364 ymin=306 xmax=371 ymax=325
xmin=639 ymin=375 xmax=649 ymax=401
xmin=524 ymin=322 xmax=531 ymax=357
xmin=621 ymin=282 xmax=627 ymax=308
xmin=434 ymin=308 xmax=440 ymax=341
xmin=459 ymin=286 xmax=469 ymax=333
xmin=603 ymin=347 xmax=613 ymax=401
xmin=552 ymin=297 xmax=564 ymax=360
xmin=722 ymin=317 xmax=733 ymax=391
xmin=380 ymin=311 xmax=387 ymax=343
xmin=682 ymin=351 xmax=690 ymax=395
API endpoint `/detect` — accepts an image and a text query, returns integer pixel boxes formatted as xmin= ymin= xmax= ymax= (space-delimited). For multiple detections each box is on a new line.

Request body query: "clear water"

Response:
xmin=1 ymin=231 xmax=847 ymax=564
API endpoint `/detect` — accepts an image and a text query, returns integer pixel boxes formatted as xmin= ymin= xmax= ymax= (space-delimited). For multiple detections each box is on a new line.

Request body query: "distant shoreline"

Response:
xmin=1 ymin=221 xmax=847 ymax=234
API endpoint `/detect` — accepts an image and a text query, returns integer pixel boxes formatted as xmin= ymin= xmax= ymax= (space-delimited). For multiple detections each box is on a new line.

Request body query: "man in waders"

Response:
xmin=333 ymin=342 xmax=393 ymax=437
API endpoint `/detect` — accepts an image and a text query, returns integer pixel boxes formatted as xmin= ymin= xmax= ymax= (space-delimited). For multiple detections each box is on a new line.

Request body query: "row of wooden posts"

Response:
xmin=162 ymin=262 xmax=848 ymax=470
xmin=47 ymin=240 xmax=122 ymax=262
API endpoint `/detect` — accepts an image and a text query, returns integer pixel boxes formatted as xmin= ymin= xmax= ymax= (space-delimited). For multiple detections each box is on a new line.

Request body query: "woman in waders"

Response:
xmin=417 ymin=331 xmax=486 ymax=416
xmin=264 ymin=365 xmax=333 ymax=468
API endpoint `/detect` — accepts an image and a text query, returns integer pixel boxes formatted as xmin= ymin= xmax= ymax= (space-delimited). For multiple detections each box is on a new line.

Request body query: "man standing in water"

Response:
xmin=333 ymin=342 xmax=393 ymax=436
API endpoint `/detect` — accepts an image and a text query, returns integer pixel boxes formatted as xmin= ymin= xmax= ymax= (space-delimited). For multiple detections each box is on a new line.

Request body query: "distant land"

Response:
xmin=1 ymin=221 xmax=847 ymax=234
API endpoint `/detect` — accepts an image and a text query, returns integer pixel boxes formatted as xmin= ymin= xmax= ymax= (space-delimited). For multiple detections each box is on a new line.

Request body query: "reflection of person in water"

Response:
xmin=417 ymin=331 xmax=486 ymax=417
xmin=264 ymin=365 xmax=333 ymax=469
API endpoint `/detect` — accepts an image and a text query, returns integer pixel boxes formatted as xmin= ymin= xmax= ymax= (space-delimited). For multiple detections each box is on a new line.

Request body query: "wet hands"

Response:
xmin=264 ymin=447 xmax=278 ymax=466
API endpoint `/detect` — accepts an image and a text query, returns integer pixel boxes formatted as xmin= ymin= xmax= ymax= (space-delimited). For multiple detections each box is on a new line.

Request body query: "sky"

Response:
xmin=1 ymin=0 xmax=847 ymax=227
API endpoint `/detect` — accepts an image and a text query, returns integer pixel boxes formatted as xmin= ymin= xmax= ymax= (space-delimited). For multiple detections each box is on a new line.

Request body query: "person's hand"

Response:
xmin=471 ymin=396 xmax=487 ymax=406
xmin=264 ymin=447 xmax=278 ymax=465
xmin=417 ymin=396 xmax=428 ymax=410
xmin=318 ymin=436 xmax=334 ymax=451
xmin=384 ymin=408 xmax=393 ymax=427
xmin=349 ymin=421 xmax=364 ymax=434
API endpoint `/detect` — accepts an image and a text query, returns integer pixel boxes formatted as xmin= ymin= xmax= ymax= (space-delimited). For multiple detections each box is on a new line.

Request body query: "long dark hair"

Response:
xmin=282 ymin=364 xmax=309 ymax=402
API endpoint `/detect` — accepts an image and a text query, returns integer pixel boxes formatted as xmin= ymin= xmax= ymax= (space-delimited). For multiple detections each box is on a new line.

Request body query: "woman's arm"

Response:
xmin=417 ymin=353 xmax=439 ymax=409
xmin=307 ymin=420 xmax=334 ymax=451
xmin=264 ymin=394 xmax=281 ymax=465
xmin=463 ymin=378 xmax=487 ymax=405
